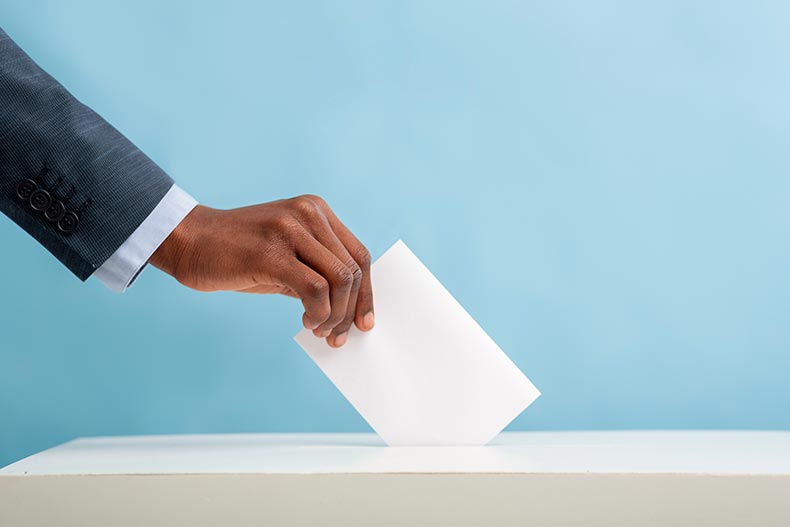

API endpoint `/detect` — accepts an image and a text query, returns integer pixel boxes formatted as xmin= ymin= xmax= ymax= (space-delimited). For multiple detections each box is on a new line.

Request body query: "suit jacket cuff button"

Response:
xmin=15 ymin=179 xmax=38 ymax=200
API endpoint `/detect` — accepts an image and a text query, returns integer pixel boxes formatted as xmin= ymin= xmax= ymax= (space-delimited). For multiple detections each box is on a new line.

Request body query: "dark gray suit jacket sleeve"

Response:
xmin=0 ymin=27 xmax=174 ymax=281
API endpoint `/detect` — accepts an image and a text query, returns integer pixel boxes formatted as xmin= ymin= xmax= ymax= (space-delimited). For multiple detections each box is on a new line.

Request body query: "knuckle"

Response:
xmin=353 ymin=246 xmax=371 ymax=268
xmin=271 ymin=215 xmax=297 ymax=234
xmin=332 ymin=267 xmax=354 ymax=288
xmin=305 ymin=277 xmax=329 ymax=298
xmin=303 ymin=194 xmax=326 ymax=207
xmin=348 ymin=261 xmax=363 ymax=283
xmin=291 ymin=195 xmax=319 ymax=217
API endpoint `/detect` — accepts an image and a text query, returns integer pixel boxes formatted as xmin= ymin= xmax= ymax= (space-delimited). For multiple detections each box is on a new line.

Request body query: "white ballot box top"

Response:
xmin=2 ymin=431 xmax=789 ymax=476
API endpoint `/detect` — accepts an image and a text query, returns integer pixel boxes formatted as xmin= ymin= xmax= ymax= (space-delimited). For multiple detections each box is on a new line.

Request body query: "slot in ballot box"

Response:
xmin=1 ymin=431 xmax=789 ymax=526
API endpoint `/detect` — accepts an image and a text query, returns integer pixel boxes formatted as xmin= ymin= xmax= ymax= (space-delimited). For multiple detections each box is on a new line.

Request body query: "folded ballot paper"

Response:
xmin=294 ymin=240 xmax=540 ymax=446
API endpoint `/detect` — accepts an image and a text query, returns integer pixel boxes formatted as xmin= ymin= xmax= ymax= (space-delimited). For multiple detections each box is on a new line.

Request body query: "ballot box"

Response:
xmin=1 ymin=431 xmax=789 ymax=526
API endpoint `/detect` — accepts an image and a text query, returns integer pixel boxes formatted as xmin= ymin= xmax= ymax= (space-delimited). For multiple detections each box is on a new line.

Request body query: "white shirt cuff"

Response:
xmin=94 ymin=184 xmax=198 ymax=292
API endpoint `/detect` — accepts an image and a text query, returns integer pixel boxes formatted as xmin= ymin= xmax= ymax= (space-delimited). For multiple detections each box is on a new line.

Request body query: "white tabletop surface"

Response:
xmin=2 ymin=431 xmax=789 ymax=476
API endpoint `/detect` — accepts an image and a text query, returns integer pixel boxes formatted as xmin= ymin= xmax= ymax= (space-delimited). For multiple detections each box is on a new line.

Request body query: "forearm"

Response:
xmin=0 ymin=26 xmax=173 ymax=280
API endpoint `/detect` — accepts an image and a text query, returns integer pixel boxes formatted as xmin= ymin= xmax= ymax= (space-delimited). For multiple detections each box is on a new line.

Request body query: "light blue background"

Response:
xmin=1 ymin=1 xmax=789 ymax=467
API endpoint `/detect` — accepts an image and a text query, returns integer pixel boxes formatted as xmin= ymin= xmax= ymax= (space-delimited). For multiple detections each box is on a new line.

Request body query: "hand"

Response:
xmin=149 ymin=195 xmax=374 ymax=347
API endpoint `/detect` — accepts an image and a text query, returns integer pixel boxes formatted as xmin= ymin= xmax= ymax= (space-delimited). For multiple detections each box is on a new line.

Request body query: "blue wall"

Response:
xmin=1 ymin=1 xmax=789 ymax=466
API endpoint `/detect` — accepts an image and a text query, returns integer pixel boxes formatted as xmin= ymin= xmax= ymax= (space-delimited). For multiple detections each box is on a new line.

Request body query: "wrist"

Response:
xmin=149 ymin=204 xmax=204 ymax=277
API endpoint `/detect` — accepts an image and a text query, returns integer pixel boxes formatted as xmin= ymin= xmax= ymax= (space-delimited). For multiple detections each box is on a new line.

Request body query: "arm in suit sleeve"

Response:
xmin=0 ymin=26 xmax=189 ymax=282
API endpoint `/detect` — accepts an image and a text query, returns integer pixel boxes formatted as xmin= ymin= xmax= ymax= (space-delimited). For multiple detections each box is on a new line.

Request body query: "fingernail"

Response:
xmin=362 ymin=312 xmax=375 ymax=331
xmin=319 ymin=329 xmax=332 ymax=338
xmin=334 ymin=332 xmax=348 ymax=347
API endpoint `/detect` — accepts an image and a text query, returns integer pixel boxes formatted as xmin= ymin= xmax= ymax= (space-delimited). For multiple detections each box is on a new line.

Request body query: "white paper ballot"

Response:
xmin=294 ymin=240 xmax=540 ymax=446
